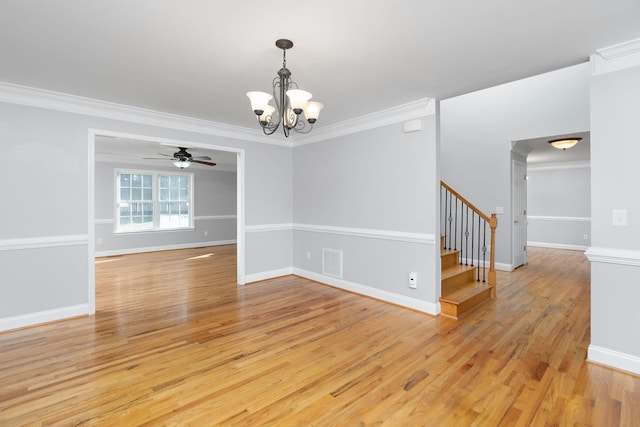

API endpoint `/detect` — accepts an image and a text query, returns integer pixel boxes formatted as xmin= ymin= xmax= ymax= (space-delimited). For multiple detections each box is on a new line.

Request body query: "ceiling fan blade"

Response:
xmin=192 ymin=155 xmax=212 ymax=161
xmin=192 ymin=160 xmax=217 ymax=167
xmin=143 ymin=157 xmax=175 ymax=160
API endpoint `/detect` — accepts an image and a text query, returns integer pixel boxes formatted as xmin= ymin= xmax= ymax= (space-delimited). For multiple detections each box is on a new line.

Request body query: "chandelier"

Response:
xmin=246 ymin=39 xmax=323 ymax=137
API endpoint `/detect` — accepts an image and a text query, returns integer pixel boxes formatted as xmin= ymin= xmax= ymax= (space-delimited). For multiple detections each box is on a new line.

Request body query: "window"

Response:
xmin=116 ymin=169 xmax=193 ymax=233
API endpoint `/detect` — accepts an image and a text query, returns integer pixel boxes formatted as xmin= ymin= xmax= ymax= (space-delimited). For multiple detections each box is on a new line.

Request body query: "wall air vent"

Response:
xmin=322 ymin=248 xmax=343 ymax=279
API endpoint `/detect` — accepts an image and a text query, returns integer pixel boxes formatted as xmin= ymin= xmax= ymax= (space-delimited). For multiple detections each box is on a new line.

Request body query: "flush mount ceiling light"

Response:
xmin=548 ymin=137 xmax=582 ymax=151
xmin=247 ymin=39 xmax=323 ymax=137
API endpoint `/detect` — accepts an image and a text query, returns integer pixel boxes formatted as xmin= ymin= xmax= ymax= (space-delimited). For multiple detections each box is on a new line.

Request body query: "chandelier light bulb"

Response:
xmin=286 ymin=89 xmax=312 ymax=114
xmin=303 ymin=101 xmax=324 ymax=124
xmin=246 ymin=91 xmax=273 ymax=115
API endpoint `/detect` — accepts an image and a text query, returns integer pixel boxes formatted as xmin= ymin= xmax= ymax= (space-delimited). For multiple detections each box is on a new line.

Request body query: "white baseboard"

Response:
xmin=244 ymin=268 xmax=294 ymax=284
xmin=0 ymin=304 xmax=89 ymax=332
xmin=588 ymin=345 xmax=640 ymax=376
xmin=293 ymin=268 xmax=440 ymax=315
xmin=95 ymin=240 xmax=237 ymax=257
xmin=528 ymin=241 xmax=588 ymax=251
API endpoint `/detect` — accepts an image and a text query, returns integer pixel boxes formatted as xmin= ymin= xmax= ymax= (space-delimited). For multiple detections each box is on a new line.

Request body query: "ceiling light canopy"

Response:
xmin=548 ymin=137 xmax=582 ymax=151
xmin=247 ymin=39 xmax=323 ymax=137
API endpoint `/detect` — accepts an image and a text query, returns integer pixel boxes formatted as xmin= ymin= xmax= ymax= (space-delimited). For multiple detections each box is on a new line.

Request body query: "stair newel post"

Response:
xmin=488 ymin=213 xmax=498 ymax=288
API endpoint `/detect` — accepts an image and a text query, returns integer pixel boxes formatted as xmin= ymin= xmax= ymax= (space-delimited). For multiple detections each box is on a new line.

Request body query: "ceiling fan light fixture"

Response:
xmin=247 ymin=39 xmax=323 ymax=137
xmin=548 ymin=137 xmax=582 ymax=151
xmin=173 ymin=159 xmax=191 ymax=169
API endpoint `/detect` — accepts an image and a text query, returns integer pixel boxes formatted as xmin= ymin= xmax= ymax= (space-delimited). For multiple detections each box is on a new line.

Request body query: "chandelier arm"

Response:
xmin=257 ymin=116 xmax=280 ymax=135
xmin=293 ymin=120 xmax=313 ymax=134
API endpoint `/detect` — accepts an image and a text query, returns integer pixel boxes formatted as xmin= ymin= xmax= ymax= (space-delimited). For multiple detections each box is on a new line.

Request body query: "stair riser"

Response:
xmin=441 ymin=252 xmax=459 ymax=269
xmin=440 ymin=286 xmax=494 ymax=319
xmin=442 ymin=269 xmax=477 ymax=294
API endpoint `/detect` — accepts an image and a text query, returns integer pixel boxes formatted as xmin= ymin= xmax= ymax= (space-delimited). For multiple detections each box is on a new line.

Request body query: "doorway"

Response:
xmin=88 ymin=129 xmax=245 ymax=314
xmin=512 ymin=159 xmax=527 ymax=269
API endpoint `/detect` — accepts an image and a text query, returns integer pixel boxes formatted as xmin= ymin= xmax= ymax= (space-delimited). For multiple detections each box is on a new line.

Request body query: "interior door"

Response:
xmin=512 ymin=160 xmax=527 ymax=268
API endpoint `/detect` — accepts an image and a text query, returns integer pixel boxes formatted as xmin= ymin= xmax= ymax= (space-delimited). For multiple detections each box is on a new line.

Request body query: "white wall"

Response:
xmin=440 ymin=63 xmax=591 ymax=269
xmin=587 ymin=57 xmax=640 ymax=374
xmin=94 ymin=161 xmax=237 ymax=255
xmin=527 ymin=164 xmax=591 ymax=250
xmin=292 ymin=114 xmax=440 ymax=314
xmin=0 ymin=95 xmax=293 ymax=331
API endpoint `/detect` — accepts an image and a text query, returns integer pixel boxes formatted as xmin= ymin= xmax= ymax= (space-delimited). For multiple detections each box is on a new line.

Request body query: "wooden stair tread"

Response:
xmin=440 ymin=281 xmax=493 ymax=303
xmin=441 ymin=264 xmax=477 ymax=281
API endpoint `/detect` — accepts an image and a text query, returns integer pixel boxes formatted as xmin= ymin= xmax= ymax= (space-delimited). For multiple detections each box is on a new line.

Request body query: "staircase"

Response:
xmin=440 ymin=181 xmax=498 ymax=319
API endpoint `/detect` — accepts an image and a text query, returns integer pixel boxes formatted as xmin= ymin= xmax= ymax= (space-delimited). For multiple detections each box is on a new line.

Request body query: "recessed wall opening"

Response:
xmin=88 ymin=129 xmax=245 ymax=314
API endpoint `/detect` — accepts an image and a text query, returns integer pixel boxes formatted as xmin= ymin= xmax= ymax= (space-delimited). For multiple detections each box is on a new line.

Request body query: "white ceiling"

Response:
xmin=1 ymin=0 xmax=639 ymax=131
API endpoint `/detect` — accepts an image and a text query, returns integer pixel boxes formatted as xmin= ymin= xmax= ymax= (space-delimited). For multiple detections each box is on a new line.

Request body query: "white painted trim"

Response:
xmin=0 ymin=82 xmax=281 ymax=145
xmin=294 ymin=223 xmax=436 ymax=244
xmin=0 ymin=82 xmax=435 ymax=146
xmin=585 ymin=247 xmax=640 ymax=267
xmin=527 ymin=241 xmax=588 ymax=251
xmin=293 ymin=268 xmax=440 ymax=315
xmin=94 ymin=215 xmax=238 ymax=227
xmin=591 ymin=38 xmax=640 ymax=76
xmin=0 ymin=235 xmax=88 ymax=251
xmin=95 ymin=240 xmax=237 ymax=257
xmin=244 ymin=268 xmax=295 ymax=284
xmin=495 ymin=262 xmax=513 ymax=272
xmin=0 ymin=304 xmax=89 ymax=332
xmin=527 ymin=161 xmax=590 ymax=171
xmin=194 ymin=215 xmax=237 ymax=221
xmin=588 ymin=345 xmax=640 ymax=376
xmin=527 ymin=215 xmax=591 ymax=222
xmin=245 ymin=223 xmax=294 ymax=233
xmin=245 ymin=223 xmax=436 ymax=244
xmin=293 ymin=98 xmax=435 ymax=145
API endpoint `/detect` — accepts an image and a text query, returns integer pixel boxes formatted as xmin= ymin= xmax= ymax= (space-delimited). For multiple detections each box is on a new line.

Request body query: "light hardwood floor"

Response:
xmin=1 ymin=245 xmax=639 ymax=426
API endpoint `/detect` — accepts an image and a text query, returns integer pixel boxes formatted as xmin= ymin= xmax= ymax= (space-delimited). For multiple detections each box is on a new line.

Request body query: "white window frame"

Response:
xmin=115 ymin=168 xmax=195 ymax=234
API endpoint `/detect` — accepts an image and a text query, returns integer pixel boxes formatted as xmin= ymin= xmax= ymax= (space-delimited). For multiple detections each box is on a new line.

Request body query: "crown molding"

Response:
xmin=0 ymin=81 xmax=433 ymax=147
xmin=527 ymin=160 xmax=590 ymax=171
xmin=0 ymin=82 xmax=290 ymax=146
xmin=591 ymin=38 xmax=640 ymax=76
xmin=292 ymin=98 xmax=435 ymax=146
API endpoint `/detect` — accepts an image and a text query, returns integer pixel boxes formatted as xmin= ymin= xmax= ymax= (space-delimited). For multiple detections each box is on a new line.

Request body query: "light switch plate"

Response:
xmin=613 ymin=209 xmax=628 ymax=226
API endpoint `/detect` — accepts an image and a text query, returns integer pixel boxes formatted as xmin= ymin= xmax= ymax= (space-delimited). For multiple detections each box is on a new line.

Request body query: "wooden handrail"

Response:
xmin=440 ymin=180 xmax=497 ymax=286
xmin=440 ymin=180 xmax=491 ymax=223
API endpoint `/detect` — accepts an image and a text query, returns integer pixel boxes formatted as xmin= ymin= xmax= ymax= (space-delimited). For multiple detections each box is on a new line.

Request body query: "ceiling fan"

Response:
xmin=145 ymin=147 xmax=216 ymax=169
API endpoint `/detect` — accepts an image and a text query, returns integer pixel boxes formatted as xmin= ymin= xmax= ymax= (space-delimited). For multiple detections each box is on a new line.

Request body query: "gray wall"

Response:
xmin=588 ymin=61 xmax=640 ymax=372
xmin=292 ymin=115 xmax=440 ymax=313
xmin=527 ymin=164 xmax=591 ymax=249
xmin=94 ymin=161 xmax=237 ymax=255
xmin=0 ymin=100 xmax=293 ymax=330
xmin=440 ymin=63 xmax=590 ymax=269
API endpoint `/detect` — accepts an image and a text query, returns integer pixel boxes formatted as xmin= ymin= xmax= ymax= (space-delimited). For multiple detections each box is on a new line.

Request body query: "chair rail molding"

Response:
xmin=0 ymin=235 xmax=88 ymax=252
xmin=585 ymin=247 xmax=640 ymax=267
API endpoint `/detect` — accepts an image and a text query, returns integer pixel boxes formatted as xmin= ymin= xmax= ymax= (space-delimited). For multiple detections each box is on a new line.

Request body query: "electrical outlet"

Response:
xmin=306 ymin=251 xmax=311 ymax=260
xmin=97 ymin=238 xmax=103 ymax=245
xmin=409 ymin=272 xmax=417 ymax=289
xmin=204 ymin=230 xmax=208 ymax=237
xmin=583 ymin=234 xmax=588 ymax=240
